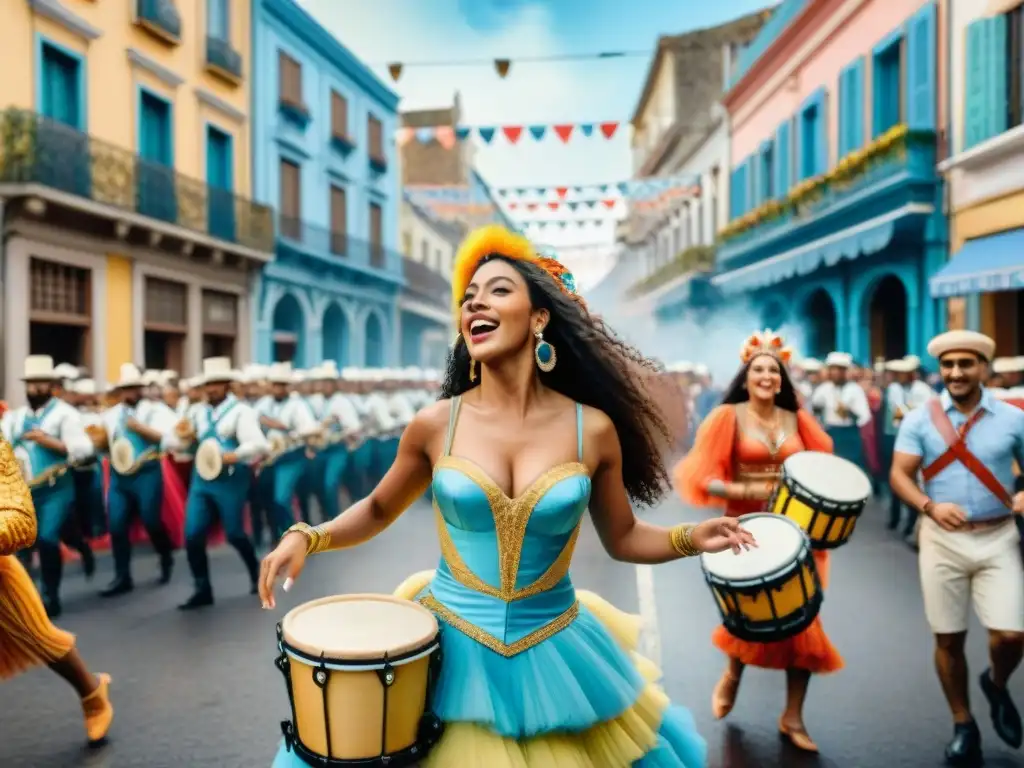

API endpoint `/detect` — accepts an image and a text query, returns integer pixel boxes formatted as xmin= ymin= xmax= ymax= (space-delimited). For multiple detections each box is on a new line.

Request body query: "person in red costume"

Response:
xmin=673 ymin=330 xmax=843 ymax=754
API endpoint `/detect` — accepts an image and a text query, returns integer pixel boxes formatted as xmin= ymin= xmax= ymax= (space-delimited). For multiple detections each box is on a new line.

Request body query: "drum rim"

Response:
xmin=110 ymin=437 xmax=134 ymax=472
xmin=196 ymin=438 xmax=222 ymax=479
xmin=776 ymin=473 xmax=867 ymax=517
xmin=282 ymin=593 xmax=440 ymax=662
xmin=782 ymin=450 xmax=873 ymax=503
xmin=700 ymin=513 xmax=808 ymax=582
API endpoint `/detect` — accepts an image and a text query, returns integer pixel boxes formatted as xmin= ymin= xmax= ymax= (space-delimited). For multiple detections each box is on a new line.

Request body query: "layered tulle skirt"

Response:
xmin=272 ymin=571 xmax=707 ymax=767
xmin=0 ymin=555 xmax=74 ymax=680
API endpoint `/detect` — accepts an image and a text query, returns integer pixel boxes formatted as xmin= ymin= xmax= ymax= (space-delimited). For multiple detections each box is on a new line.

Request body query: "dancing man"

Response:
xmin=891 ymin=330 xmax=1023 ymax=765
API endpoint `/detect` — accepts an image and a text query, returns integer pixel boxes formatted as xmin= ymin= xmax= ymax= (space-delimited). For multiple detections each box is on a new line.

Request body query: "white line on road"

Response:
xmin=635 ymin=564 xmax=662 ymax=668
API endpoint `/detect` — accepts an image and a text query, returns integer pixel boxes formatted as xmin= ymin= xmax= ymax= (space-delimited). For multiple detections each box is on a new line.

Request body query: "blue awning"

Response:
xmin=929 ymin=228 xmax=1024 ymax=298
xmin=711 ymin=204 xmax=928 ymax=295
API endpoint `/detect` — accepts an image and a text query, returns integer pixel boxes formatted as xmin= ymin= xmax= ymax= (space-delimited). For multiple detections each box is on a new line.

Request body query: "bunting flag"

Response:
xmin=522 ymin=219 xmax=612 ymax=230
xmin=395 ymin=121 xmax=624 ymax=147
xmin=405 ymin=177 xmax=699 ymax=204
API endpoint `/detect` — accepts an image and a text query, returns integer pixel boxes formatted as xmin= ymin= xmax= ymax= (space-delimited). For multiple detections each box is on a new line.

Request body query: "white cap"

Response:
xmin=885 ymin=359 xmax=915 ymax=373
xmin=74 ymin=378 xmax=97 ymax=395
xmin=54 ymin=362 xmax=80 ymax=381
xmin=201 ymin=356 xmax=237 ymax=384
xmin=992 ymin=357 xmax=1015 ymax=374
xmin=113 ymin=363 xmax=144 ymax=389
xmin=799 ymin=358 xmax=823 ymax=372
xmin=267 ymin=362 xmax=293 ymax=384
xmin=314 ymin=361 xmax=339 ymax=380
xmin=141 ymin=369 xmax=163 ymax=386
xmin=825 ymin=352 xmax=853 ymax=368
xmin=22 ymin=355 xmax=59 ymax=381
xmin=292 ymin=369 xmax=307 ymax=383
xmin=242 ymin=363 xmax=267 ymax=383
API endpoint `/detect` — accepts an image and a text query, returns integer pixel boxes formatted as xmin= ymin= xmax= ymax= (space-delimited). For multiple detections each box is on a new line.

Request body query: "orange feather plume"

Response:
xmin=740 ymin=329 xmax=793 ymax=365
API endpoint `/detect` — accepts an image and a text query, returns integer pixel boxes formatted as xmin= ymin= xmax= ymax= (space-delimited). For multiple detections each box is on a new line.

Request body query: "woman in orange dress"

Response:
xmin=673 ymin=330 xmax=843 ymax=753
xmin=0 ymin=434 xmax=114 ymax=744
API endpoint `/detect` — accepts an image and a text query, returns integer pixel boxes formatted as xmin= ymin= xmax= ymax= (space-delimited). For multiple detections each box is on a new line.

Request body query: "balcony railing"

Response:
xmin=0 ymin=109 xmax=273 ymax=253
xmin=277 ymin=215 xmax=403 ymax=276
xmin=626 ymin=245 xmax=715 ymax=298
xmin=206 ymin=36 xmax=243 ymax=82
xmin=718 ymin=126 xmax=936 ymax=257
xmin=136 ymin=0 xmax=181 ymax=44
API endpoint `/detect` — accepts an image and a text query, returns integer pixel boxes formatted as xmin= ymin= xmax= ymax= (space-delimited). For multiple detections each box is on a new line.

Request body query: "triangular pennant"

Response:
xmin=602 ymin=199 xmax=616 ymax=209
xmin=547 ymin=202 xmax=560 ymax=210
xmin=553 ymin=124 xmax=574 ymax=143
xmin=580 ymin=124 xmax=594 ymax=137
xmin=555 ymin=187 xmax=568 ymax=199
xmin=599 ymin=184 xmax=608 ymax=193
xmin=516 ymin=188 xmax=528 ymax=196
xmin=455 ymin=126 xmax=471 ymax=141
xmin=567 ymin=202 xmax=579 ymax=211
xmin=494 ymin=59 xmax=511 ymax=78
xmin=526 ymin=203 xmax=538 ymax=211
xmin=508 ymin=202 xmax=518 ymax=210
xmin=477 ymin=127 xmax=495 ymax=144
xmin=599 ymin=122 xmax=619 ymax=139
xmin=435 ymin=126 xmax=456 ymax=149
xmin=502 ymin=126 xmax=523 ymax=144
xmin=395 ymin=127 xmax=415 ymax=147
xmin=577 ymin=220 xmax=587 ymax=228
xmin=573 ymin=186 xmax=584 ymax=194
xmin=498 ymin=189 xmax=507 ymax=197
xmin=387 ymin=63 xmax=403 ymax=81
xmin=528 ymin=125 xmax=546 ymax=140
xmin=535 ymin=187 xmax=547 ymax=195
xmin=617 ymin=182 xmax=629 ymax=195
xmin=559 ymin=221 xmax=567 ymax=229
xmin=586 ymin=200 xmax=596 ymax=209
xmin=414 ymin=127 xmax=435 ymax=144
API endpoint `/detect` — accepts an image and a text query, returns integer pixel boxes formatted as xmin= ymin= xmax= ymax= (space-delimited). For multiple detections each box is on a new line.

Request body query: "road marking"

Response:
xmin=635 ymin=564 xmax=662 ymax=668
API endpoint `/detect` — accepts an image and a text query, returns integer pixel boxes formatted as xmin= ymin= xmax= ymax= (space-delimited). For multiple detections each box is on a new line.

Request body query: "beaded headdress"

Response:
xmin=740 ymin=329 xmax=793 ymax=365
xmin=450 ymin=225 xmax=584 ymax=327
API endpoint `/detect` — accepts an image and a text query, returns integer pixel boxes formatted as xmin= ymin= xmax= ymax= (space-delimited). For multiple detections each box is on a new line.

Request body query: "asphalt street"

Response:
xmin=2 ymin=497 xmax=1021 ymax=768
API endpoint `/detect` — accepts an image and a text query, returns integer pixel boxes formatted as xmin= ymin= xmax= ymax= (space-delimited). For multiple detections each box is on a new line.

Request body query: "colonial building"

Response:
xmin=251 ymin=0 xmax=403 ymax=368
xmin=398 ymin=194 xmax=461 ymax=368
xmin=934 ymin=0 xmax=1024 ymax=353
xmin=0 ymin=0 xmax=272 ymax=401
xmin=715 ymin=0 xmax=947 ymax=362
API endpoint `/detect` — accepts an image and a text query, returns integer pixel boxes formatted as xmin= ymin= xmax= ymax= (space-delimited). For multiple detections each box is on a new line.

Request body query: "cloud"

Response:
xmin=456 ymin=0 xmax=544 ymax=33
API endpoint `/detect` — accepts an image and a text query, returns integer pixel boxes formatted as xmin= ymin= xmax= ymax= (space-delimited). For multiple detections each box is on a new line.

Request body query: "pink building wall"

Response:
xmin=730 ymin=0 xmax=937 ymax=167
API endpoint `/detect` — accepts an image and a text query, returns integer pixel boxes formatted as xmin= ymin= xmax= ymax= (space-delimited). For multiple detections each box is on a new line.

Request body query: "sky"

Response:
xmin=299 ymin=0 xmax=775 ymax=252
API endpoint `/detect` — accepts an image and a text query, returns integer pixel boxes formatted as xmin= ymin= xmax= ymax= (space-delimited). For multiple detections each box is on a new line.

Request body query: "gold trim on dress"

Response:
xmin=420 ymin=593 xmax=580 ymax=657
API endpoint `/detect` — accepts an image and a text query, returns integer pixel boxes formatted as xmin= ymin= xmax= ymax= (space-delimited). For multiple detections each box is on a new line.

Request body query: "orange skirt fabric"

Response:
xmin=0 ymin=555 xmax=74 ymax=680
xmin=711 ymin=551 xmax=843 ymax=674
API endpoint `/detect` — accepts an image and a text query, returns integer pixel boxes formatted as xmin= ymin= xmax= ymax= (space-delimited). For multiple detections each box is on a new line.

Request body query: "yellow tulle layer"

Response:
xmin=0 ymin=555 xmax=74 ymax=680
xmin=394 ymin=570 xmax=672 ymax=767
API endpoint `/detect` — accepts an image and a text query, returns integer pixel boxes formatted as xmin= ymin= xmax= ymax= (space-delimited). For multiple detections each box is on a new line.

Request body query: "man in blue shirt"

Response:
xmin=892 ymin=330 xmax=1023 ymax=766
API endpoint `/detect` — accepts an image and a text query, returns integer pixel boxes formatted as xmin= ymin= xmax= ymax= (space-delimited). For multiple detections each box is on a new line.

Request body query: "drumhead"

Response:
xmin=782 ymin=451 xmax=872 ymax=503
xmin=110 ymin=438 xmax=134 ymax=474
xmin=195 ymin=439 xmax=222 ymax=480
xmin=282 ymin=594 xmax=439 ymax=661
xmin=701 ymin=514 xmax=804 ymax=581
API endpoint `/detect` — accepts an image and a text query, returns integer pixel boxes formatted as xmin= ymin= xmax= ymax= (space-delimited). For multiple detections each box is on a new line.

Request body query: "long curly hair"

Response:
xmin=441 ymin=255 xmax=670 ymax=506
xmin=719 ymin=353 xmax=801 ymax=412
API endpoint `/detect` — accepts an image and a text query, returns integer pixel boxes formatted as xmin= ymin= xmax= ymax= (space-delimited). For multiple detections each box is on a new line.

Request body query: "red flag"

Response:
xmin=602 ymin=199 xmax=616 ymax=209
xmin=555 ymin=187 xmax=568 ymax=199
xmin=599 ymin=122 xmax=619 ymax=139
xmin=502 ymin=126 xmax=523 ymax=144
xmin=508 ymin=202 xmax=519 ymax=210
xmin=553 ymin=124 xmax=574 ymax=143
xmin=547 ymin=202 xmax=560 ymax=210
xmin=526 ymin=203 xmax=538 ymax=211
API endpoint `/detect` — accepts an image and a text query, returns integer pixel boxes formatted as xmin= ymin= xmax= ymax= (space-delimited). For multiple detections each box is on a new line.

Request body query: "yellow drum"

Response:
xmin=701 ymin=514 xmax=822 ymax=643
xmin=770 ymin=451 xmax=871 ymax=549
xmin=275 ymin=594 xmax=443 ymax=766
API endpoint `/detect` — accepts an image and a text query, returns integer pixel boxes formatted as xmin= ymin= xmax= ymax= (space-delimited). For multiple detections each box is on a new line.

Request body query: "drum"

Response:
xmin=701 ymin=514 xmax=822 ymax=643
xmin=195 ymin=438 xmax=223 ymax=481
xmin=769 ymin=451 xmax=871 ymax=549
xmin=275 ymin=594 xmax=443 ymax=766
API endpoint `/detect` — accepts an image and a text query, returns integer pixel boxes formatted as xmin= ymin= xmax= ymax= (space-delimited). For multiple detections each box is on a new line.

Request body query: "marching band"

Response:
xmin=2 ymin=354 xmax=440 ymax=616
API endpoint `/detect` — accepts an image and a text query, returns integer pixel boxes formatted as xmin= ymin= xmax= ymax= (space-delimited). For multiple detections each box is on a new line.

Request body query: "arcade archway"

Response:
xmin=322 ymin=302 xmax=349 ymax=366
xmin=867 ymin=275 xmax=908 ymax=361
xmin=760 ymin=299 xmax=788 ymax=331
xmin=271 ymin=292 xmax=305 ymax=364
xmin=802 ymin=289 xmax=837 ymax=358
xmin=365 ymin=311 xmax=385 ymax=367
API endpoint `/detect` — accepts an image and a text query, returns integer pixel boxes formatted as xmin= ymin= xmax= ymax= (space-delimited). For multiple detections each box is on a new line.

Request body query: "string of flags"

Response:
xmin=395 ymin=122 xmax=625 ymax=147
xmin=523 ymin=219 xmax=612 ymax=230
xmin=406 ymin=176 xmax=699 ymax=203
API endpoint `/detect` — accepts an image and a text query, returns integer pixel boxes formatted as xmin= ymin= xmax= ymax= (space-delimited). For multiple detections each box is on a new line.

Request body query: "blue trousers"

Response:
xmin=108 ymin=465 xmax=171 ymax=580
xmin=71 ymin=464 xmax=105 ymax=537
xmin=827 ymin=425 xmax=865 ymax=468
xmin=184 ymin=468 xmax=259 ymax=591
xmin=262 ymin=456 xmax=305 ymax=539
xmin=345 ymin=442 xmax=374 ymax=499
xmin=320 ymin=446 xmax=349 ymax=521
xmin=31 ymin=475 xmax=76 ymax=603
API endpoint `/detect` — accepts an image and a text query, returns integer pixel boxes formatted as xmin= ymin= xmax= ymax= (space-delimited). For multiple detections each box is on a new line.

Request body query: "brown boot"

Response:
xmin=81 ymin=673 xmax=113 ymax=743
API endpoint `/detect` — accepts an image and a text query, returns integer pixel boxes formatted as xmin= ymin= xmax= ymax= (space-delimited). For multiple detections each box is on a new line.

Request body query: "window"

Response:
xmin=420 ymin=240 xmax=429 ymax=263
xmin=368 ymin=114 xmax=384 ymax=161
xmin=206 ymin=126 xmax=234 ymax=240
xmin=369 ymin=203 xmax=383 ymax=267
xmin=801 ymin=104 xmax=820 ymax=179
xmin=435 ymin=249 xmax=443 ymax=273
xmin=207 ymin=0 xmax=229 ymax=41
xmin=40 ymin=42 xmax=83 ymax=130
xmin=201 ymin=290 xmax=236 ymax=360
xmin=331 ymin=90 xmax=349 ymax=140
xmin=279 ymin=159 xmax=300 ymax=239
xmin=330 ymin=184 xmax=347 ymax=255
xmin=30 ymin=258 xmax=91 ymax=367
xmin=873 ymin=37 xmax=904 ymax=137
xmin=144 ymin=277 xmax=187 ymax=372
xmin=278 ymin=51 xmax=303 ymax=108
xmin=760 ymin=142 xmax=775 ymax=201
xmin=839 ymin=59 xmax=865 ymax=155
xmin=138 ymin=90 xmax=175 ymax=222
xmin=710 ymin=167 xmax=719 ymax=236
xmin=402 ymin=231 xmax=412 ymax=256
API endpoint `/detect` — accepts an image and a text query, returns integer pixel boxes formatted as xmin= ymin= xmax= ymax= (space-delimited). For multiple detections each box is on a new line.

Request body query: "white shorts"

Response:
xmin=918 ymin=516 xmax=1024 ymax=634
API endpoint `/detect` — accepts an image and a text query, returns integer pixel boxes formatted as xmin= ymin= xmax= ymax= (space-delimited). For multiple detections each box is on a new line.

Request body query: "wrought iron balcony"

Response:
xmin=136 ymin=0 xmax=181 ymax=44
xmin=277 ymin=214 xmax=404 ymax=279
xmin=206 ymin=36 xmax=243 ymax=82
xmin=0 ymin=109 xmax=273 ymax=253
xmin=401 ymin=256 xmax=450 ymax=308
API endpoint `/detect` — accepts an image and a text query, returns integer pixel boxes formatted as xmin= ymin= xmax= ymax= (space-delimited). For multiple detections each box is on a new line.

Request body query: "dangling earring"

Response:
xmin=469 ymin=358 xmax=477 ymax=382
xmin=534 ymin=330 xmax=556 ymax=372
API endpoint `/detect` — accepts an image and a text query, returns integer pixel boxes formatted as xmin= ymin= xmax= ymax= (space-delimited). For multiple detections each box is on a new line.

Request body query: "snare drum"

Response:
xmin=275 ymin=594 xmax=443 ymax=766
xmin=701 ymin=514 xmax=822 ymax=643
xmin=770 ymin=451 xmax=871 ymax=549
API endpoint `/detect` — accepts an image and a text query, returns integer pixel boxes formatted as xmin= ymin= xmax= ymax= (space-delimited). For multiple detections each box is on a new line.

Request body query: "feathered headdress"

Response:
xmin=450 ymin=225 xmax=584 ymax=326
xmin=740 ymin=329 xmax=793 ymax=365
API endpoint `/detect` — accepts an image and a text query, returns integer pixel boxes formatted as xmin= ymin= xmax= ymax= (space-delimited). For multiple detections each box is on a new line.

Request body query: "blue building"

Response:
xmin=251 ymin=0 xmax=403 ymax=367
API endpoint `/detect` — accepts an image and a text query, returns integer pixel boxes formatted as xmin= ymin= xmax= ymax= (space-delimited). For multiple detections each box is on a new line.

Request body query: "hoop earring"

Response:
xmin=469 ymin=358 xmax=477 ymax=382
xmin=534 ymin=330 xmax=556 ymax=372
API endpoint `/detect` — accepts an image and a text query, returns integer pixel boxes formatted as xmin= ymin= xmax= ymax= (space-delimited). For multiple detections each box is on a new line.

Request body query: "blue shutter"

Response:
xmin=989 ymin=14 xmax=1009 ymax=138
xmin=838 ymin=67 xmax=850 ymax=157
xmin=815 ymin=89 xmax=828 ymax=176
xmin=794 ymin=112 xmax=805 ymax=181
xmin=209 ymin=0 xmax=229 ymax=40
xmin=964 ymin=19 xmax=988 ymax=149
xmin=775 ymin=120 xmax=791 ymax=195
xmin=729 ymin=167 xmax=741 ymax=219
xmin=906 ymin=1 xmax=937 ymax=130
xmin=850 ymin=57 xmax=865 ymax=150
xmin=744 ymin=156 xmax=755 ymax=212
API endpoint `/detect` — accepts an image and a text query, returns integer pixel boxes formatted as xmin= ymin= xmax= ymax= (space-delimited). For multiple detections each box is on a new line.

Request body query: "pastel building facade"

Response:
xmin=0 ymin=0 xmax=272 ymax=403
xmin=716 ymin=0 xmax=948 ymax=363
xmin=251 ymin=0 xmax=403 ymax=368
xmin=934 ymin=0 xmax=1024 ymax=354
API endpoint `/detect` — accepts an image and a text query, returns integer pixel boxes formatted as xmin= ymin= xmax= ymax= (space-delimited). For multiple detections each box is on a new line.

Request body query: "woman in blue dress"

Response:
xmin=259 ymin=225 xmax=755 ymax=767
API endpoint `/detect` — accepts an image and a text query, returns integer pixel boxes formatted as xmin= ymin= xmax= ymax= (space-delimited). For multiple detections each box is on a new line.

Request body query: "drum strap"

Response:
xmin=922 ymin=399 xmax=1011 ymax=508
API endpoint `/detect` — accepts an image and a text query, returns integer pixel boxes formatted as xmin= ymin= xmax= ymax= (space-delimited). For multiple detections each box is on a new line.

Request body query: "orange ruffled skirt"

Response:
xmin=712 ymin=551 xmax=843 ymax=674
xmin=0 ymin=555 xmax=74 ymax=680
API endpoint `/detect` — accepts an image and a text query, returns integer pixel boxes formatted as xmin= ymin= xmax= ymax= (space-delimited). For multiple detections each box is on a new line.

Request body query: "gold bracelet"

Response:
xmin=284 ymin=522 xmax=333 ymax=555
xmin=668 ymin=523 xmax=701 ymax=558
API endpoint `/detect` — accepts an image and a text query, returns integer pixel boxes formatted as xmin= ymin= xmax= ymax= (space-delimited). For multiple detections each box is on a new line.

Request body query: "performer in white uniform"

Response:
xmin=810 ymin=352 xmax=871 ymax=468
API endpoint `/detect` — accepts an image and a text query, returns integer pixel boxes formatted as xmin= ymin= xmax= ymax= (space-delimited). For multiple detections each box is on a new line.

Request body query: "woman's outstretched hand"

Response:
xmin=258 ymin=533 xmax=308 ymax=610
xmin=691 ymin=517 xmax=757 ymax=555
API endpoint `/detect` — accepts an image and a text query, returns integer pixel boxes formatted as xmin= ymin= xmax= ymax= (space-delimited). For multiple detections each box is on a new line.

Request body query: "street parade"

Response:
xmin=4 ymin=0 xmax=1024 ymax=767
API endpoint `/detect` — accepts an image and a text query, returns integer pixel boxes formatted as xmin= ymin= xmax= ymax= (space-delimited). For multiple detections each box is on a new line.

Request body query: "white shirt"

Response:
xmin=326 ymin=393 xmax=362 ymax=433
xmin=363 ymin=392 xmax=396 ymax=433
xmin=388 ymin=392 xmax=416 ymax=426
xmin=306 ymin=393 xmax=326 ymax=421
xmin=79 ymin=410 xmax=104 ymax=428
xmin=254 ymin=394 xmax=319 ymax=436
xmin=1 ymin=398 xmax=93 ymax=463
xmin=811 ymin=380 xmax=871 ymax=427
xmin=163 ymin=394 xmax=269 ymax=462
xmin=906 ymin=379 xmax=933 ymax=410
xmin=797 ymin=380 xmax=813 ymax=400
xmin=101 ymin=400 xmax=177 ymax=444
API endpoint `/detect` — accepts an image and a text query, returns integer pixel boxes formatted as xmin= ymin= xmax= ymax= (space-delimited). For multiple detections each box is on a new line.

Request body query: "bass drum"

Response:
xmin=195 ymin=438 xmax=223 ymax=481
